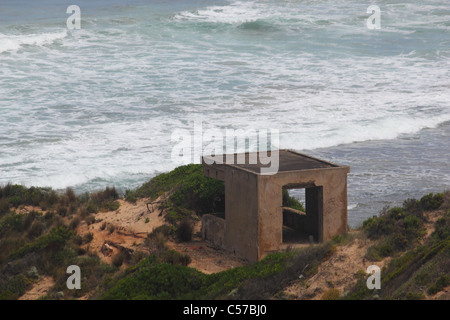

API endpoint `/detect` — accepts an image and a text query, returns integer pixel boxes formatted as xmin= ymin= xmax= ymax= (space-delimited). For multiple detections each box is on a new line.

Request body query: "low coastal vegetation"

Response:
xmin=98 ymin=243 xmax=334 ymax=300
xmin=0 ymin=184 xmax=120 ymax=299
xmin=345 ymin=192 xmax=449 ymax=300
xmin=0 ymin=165 xmax=448 ymax=300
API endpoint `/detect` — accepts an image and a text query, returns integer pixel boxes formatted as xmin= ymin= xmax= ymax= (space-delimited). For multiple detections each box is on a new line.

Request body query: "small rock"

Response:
xmin=56 ymin=291 xmax=64 ymax=299
xmin=101 ymin=242 xmax=114 ymax=257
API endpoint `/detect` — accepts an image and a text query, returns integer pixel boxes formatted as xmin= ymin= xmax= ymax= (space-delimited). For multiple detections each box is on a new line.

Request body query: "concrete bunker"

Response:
xmin=201 ymin=149 xmax=350 ymax=262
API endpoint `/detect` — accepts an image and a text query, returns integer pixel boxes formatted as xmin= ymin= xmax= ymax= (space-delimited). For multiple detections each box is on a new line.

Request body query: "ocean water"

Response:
xmin=0 ymin=0 xmax=449 ymax=227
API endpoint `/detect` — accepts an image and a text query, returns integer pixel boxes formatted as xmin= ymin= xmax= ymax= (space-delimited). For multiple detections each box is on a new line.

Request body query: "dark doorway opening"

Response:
xmin=282 ymin=186 xmax=323 ymax=244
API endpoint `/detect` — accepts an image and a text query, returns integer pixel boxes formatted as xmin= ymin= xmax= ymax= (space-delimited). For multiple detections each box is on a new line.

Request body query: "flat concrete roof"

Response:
xmin=203 ymin=149 xmax=347 ymax=174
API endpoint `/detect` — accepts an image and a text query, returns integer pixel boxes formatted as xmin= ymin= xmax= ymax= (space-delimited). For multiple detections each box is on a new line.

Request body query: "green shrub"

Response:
xmin=65 ymin=187 xmax=77 ymax=203
xmin=86 ymin=201 xmax=98 ymax=214
xmin=104 ymin=201 xmax=120 ymax=212
xmin=0 ymin=213 xmax=26 ymax=241
xmin=332 ymin=233 xmax=353 ymax=245
xmin=364 ymin=199 xmax=427 ymax=258
xmin=406 ymin=291 xmax=425 ymax=300
xmin=0 ymin=274 xmax=33 ymax=300
xmin=427 ymin=274 xmax=449 ymax=295
xmin=343 ymin=270 xmax=373 ymax=300
xmin=0 ymin=198 xmax=11 ymax=216
xmin=321 ymin=288 xmax=340 ymax=300
xmin=82 ymin=232 xmax=94 ymax=244
xmin=56 ymin=204 xmax=69 ymax=217
xmin=150 ymin=225 xmax=175 ymax=238
xmin=365 ymin=246 xmax=383 ymax=261
xmin=402 ymin=215 xmax=426 ymax=241
xmin=112 ymin=251 xmax=126 ymax=268
xmin=389 ymin=207 xmax=405 ymax=220
xmin=28 ymin=220 xmax=45 ymax=238
xmin=100 ymin=243 xmax=334 ymax=300
xmin=391 ymin=233 xmax=409 ymax=252
xmin=419 ymin=193 xmax=444 ymax=211
xmin=129 ymin=251 xmax=147 ymax=266
xmin=363 ymin=215 xmax=393 ymax=240
xmin=23 ymin=211 xmax=39 ymax=230
xmin=125 ymin=189 xmax=137 ymax=204
xmin=374 ymin=240 xmax=393 ymax=258
xmin=432 ymin=214 xmax=449 ymax=241
xmin=442 ymin=191 xmax=450 ymax=209
xmin=159 ymin=250 xmax=191 ymax=266
xmin=107 ymin=225 xmax=115 ymax=235
xmin=86 ymin=186 xmax=120 ymax=213
xmin=9 ymin=226 xmax=73 ymax=259
xmin=345 ymin=192 xmax=449 ymax=300
xmin=282 ymin=189 xmax=305 ymax=211
xmin=153 ymin=232 xmax=168 ymax=251
xmin=69 ymin=217 xmax=81 ymax=230
xmin=73 ymin=235 xmax=83 ymax=246
xmin=135 ymin=164 xmax=225 ymax=214
xmin=101 ymin=261 xmax=206 ymax=300
xmin=0 ymin=184 xmax=60 ymax=210
xmin=165 ymin=208 xmax=190 ymax=225
xmin=402 ymin=198 xmax=423 ymax=218
xmin=84 ymin=215 xmax=96 ymax=225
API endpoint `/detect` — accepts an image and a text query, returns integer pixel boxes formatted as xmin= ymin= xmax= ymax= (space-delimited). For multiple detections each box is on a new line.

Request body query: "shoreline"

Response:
xmin=3 ymin=121 xmax=449 ymax=228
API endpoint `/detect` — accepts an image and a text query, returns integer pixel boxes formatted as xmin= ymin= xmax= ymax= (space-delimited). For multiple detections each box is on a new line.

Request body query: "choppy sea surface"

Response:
xmin=1 ymin=0 xmax=449 ymax=227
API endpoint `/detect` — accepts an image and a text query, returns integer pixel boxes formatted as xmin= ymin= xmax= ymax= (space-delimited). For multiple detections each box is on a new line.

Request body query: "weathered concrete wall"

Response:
xmin=223 ymin=167 xmax=259 ymax=262
xmin=203 ymin=166 xmax=225 ymax=181
xmin=201 ymin=214 xmax=225 ymax=248
xmin=257 ymin=177 xmax=282 ymax=258
xmin=257 ymin=167 xmax=349 ymax=260
xmin=321 ymin=169 xmax=348 ymax=242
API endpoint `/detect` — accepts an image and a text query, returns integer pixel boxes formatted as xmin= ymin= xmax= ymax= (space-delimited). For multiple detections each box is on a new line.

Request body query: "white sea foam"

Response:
xmin=173 ymin=1 xmax=270 ymax=24
xmin=0 ymin=31 xmax=67 ymax=53
xmin=0 ymin=0 xmax=449 ymax=207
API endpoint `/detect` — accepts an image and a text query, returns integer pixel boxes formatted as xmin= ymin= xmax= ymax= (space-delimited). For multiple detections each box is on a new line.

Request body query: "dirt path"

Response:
xmin=282 ymin=232 xmax=390 ymax=299
xmin=94 ymin=198 xmax=166 ymax=234
xmin=423 ymin=209 xmax=444 ymax=239
xmin=283 ymin=209 xmax=448 ymax=300
xmin=19 ymin=276 xmax=55 ymax=300
xmin=77 ymin=198 xmax=246 ymax=273
xmin=77 ymin=197 xmax=166 ymax=264
xmin=168 ymin=238 xmax=246 ymax=274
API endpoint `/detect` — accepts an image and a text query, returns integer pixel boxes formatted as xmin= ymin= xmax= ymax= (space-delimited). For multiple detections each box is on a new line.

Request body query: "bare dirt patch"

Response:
xmin=423 ymin=209 xmax=444 ymax=239
xmin=76 ymin=197 xmax=165 ymax=264
xmin=168 ymin=238 xmax=246 ymax=274
xmin=76 ymin=197 xmax=247 ymax=274
xmin=19 ymin=276 xmax=55 ymax=300
xmin=283 ymin=209 xmax=447 ymax=300
xmin=282 ymin=231 xmax=390 ymax=300
xmin=94 ymin=198 xmax=166 ymax=234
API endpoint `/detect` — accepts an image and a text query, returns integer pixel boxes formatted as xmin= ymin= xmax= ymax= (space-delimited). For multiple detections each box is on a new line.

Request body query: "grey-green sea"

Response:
xmin=1 ymin=0 xmax=449 ymax=227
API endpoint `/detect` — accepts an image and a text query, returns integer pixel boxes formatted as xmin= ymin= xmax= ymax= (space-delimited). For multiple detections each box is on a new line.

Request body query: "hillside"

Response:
xmin=0 ymin=164 xmax=448 ymax=300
